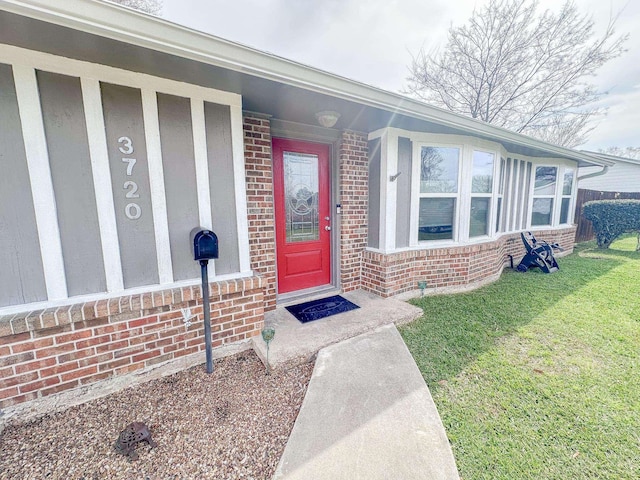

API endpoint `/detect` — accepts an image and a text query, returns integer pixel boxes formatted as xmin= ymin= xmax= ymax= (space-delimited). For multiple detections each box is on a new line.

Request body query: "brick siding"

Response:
xmin=0 ymin=277 xmax=263 ymax=410
xmin=244 ymin=114 xmax=277 ymax=311
xmin=339 ymin=131 xmax=369 ymax=291
xmin=362 ymin=226 xmax=577 ymax=297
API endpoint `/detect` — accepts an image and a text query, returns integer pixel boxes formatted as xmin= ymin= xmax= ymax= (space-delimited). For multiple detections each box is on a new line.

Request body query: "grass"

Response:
xmin=400 ymin=236 xmax=640 ymax=479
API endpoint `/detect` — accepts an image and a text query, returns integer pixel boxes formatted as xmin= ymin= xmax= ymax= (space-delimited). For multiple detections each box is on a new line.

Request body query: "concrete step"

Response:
xmin=252 ymin=290 xmax=423 ymax=369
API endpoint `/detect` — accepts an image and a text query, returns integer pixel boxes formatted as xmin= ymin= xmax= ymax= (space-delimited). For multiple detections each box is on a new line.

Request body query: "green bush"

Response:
xmin=582 ymin=200 xmax=640 ymax=249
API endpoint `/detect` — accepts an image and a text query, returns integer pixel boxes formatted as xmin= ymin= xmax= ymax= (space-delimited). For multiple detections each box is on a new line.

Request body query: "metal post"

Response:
xmin=200 ymin=260 xmax=213 ymax=374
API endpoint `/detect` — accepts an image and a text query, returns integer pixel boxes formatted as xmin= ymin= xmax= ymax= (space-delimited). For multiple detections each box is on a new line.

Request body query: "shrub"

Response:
xmin=582 ymin=200 xmax=640 ymax=249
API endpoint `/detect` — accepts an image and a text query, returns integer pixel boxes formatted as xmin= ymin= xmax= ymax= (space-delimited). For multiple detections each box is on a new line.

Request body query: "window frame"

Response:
xmin=413 ymin=142 xmax=463 ymax=244
xmin=529 ymin=164 xmax=558 ymax=227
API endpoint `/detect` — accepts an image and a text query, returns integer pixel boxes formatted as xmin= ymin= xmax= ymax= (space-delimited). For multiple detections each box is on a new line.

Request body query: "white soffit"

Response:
xmin=0 ymin=0 xmax=614 ymax=169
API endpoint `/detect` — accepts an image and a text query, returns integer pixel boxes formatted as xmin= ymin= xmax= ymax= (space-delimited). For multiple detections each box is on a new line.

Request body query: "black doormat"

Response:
xmin=285 ymin=295 xmax=360 ymax=323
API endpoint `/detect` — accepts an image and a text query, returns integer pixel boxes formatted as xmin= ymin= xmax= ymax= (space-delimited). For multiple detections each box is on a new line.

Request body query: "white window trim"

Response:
xmin=558 ymin=166 xmax=576 ymax=225
xmin=411 ymin=141 xmax=464 ymax=246
xmin=530 ymin=164 xmax=559 ymax=227
xmin=468 ymin=148 xmax=499 ymax=240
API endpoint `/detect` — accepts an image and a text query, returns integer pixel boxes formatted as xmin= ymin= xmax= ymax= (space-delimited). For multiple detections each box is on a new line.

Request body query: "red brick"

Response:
xmin=79 ymin=371 xmax=112 ymax=386
xmin=55 ymin=329 xmax=92 ymax=345
xmin=128 ymin=315 xmax=158 ymax=328
xmin=40 ymin=362 xmax=79 ymax=378
xmin=98 ymin=357 xmax=131 ymax=372
xmin=0 ymin=366 xmax=13 ymax=379
xmin=60 ymin=366 xmax=98 ymax=382
xmin=0 ymin=371 xmax=39 ymax=390
xmin=0 ymin=391 xmax=38 ymax=408
xmin=0 ymin=386 xmax=19 ymax=400
xmin=0 ymin=352 xmax=35 ymax=368
xmin=114 ymin=345 xmax=144 ymax=359
xmin=57 ymin=348 xmax=95 ymax=363
xmin=35 ymin=343 xmax=75 ymax=359
xmin=131 ymin=350 xmax=160 ymax=363
xmin=15 ymin=357 xmax=56 ymax=374
xmin=41 ymin=380 xmax=79 ymax=397
xmin=78 ymin=352 xmax=113 ymax=368
xmin=0 ymin=331 xmax=30 ymax=346
xmin=96 ymin=340 xmax=129 ymax=354
xmin=20 ymin=376 xmax=60 ymax=393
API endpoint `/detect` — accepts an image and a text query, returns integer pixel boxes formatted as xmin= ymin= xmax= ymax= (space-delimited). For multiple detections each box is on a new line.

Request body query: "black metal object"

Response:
xmin=191 ymin=228 xmax=219 ymax=374
xmin=516 ymin=231 xmax=564 ymax=274
xmin=114 ymin=422 xmax=157 ymax=460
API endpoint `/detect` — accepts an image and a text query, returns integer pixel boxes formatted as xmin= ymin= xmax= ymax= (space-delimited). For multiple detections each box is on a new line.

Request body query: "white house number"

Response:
xmin=118 ymin=136 xmax=141 ymax=220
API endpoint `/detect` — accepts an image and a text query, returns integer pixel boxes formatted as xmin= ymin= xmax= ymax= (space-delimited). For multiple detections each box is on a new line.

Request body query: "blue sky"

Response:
xmin=162 ymin=0 xmax=639 ymax=150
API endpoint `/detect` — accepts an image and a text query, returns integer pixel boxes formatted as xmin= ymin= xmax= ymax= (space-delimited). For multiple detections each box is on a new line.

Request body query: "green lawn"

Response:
xmin=400 ymin=236 xmax=640 ymax=480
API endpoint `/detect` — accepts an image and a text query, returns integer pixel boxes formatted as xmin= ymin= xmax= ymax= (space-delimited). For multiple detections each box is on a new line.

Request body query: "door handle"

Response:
xmin=325 ymin=226 xmax=331 ymax=231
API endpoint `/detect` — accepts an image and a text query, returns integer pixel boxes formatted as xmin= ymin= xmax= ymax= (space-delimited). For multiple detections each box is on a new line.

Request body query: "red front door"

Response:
xmin=273 ymin=138 xmax=331 ymax=293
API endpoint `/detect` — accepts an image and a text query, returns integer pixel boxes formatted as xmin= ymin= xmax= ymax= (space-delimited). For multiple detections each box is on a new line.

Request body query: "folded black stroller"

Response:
xmin=516 ymin=231 xmax=564 ymax=273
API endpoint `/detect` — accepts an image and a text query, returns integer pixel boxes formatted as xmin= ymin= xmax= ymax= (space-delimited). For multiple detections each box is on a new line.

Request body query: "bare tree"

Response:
xmin=598 ymin=146 xmax=640 ymax=160
xmin=405 ymin=0 xmax=627 ymax=147
xmin=105 ymin=0 xmax=163 ymax=16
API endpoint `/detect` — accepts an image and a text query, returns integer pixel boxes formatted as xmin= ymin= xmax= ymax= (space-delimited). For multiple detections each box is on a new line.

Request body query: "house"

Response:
xmin=0 ymin=0 xmax=614 ymax=416
xmin=578 ymin=152 xmax=640 ymax=193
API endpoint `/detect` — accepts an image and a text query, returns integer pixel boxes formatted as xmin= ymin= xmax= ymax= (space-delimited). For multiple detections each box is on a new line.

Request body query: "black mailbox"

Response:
xmin=191 ymin=228 xmax=219 ymax=261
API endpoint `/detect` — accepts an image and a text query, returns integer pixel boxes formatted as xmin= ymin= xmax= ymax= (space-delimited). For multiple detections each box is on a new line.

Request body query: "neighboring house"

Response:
xmin=578 ymin=152 xmax=640 ymax=193
xmin=0 ymin=0 xmax=613 ymax=414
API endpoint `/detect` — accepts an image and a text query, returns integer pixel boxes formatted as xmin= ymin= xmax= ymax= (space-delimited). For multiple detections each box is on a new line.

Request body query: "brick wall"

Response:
xmin=339 ymin=131 xmax=369 ymax=292
xmin=362 ymin=226 xmax=577 ymax=297
xmin=0 ymin=277 xmax=263 ymax=410
xmin=243 ymin=114 xmax=277 ymax=311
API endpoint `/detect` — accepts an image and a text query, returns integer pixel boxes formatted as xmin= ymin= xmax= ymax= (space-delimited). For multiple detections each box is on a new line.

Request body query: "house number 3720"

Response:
xmin=118 ymin=136 xmax=141 ymax=220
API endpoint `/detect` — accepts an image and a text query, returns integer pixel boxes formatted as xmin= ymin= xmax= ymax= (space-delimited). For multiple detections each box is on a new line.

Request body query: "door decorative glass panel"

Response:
xmin=284 ymin=151 xmax=319 ymax=243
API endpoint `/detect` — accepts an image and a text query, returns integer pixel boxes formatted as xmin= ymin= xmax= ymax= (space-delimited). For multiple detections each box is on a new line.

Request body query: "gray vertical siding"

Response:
xmin=367 ymin=138 xmax=381 ymax=249
xmin=0 ymin=63 xmax=47 ymax=307
xmin=204 ymin=102 xmax=239 ymax=275
xmin=157 ymin=93 xmax=200 ymax=281
xmin=100 ymin=82 xmax=159 ymax=288
xmin=37 ymin=70 xmax=107 ymax=296
xmin=395 ymin=137 xmax=412 ymax=248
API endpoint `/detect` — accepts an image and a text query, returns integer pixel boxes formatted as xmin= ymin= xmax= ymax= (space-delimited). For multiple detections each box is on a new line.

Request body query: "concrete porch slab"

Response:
xmin=252 ymin=290 xmax=423 ymax=369
xmin=273 ymin=324 xmax=460 ymax=480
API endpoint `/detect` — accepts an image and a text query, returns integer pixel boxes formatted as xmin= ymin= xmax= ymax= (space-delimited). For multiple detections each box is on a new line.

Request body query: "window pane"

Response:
xmin=498 ymin=158 xmax=506 ymax=195
xmin=531 ymin=198 xmax=553 ymax=226
xmin=420 ymin=146 xmax=459 ymax=193
xmin=563 ymin=169 xmax=574 ymax=195
xmin=560 ymin=197 xmax=571 ymax=224
xmin=534 ymin=166 xmax=557 ymax=195
xmin=472 ymin=151 xmax=494 ymax=193
xmin=495 ymin=197 xmax=502 ymax=233
xmin=284 ymin=151 xmax=319 ymax=243
xmin=470 ymin=197 xmax=490 ymax=237
xmin=419 ymin=198 xmax=454 ymax=240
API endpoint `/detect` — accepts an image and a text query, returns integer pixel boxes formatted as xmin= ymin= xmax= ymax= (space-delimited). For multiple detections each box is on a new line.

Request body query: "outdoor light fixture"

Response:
xmin=315 ymin=110 xmax=341 ymax=128
xmin=261 ymin=327 xmax=275 ymax=375
xmin=417 ymin=280 xmax=427 ymax=297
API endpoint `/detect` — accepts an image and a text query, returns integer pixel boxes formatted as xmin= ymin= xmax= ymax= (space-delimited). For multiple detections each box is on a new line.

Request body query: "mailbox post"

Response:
xmin=191 ymin=228 xmax=219 ymax=374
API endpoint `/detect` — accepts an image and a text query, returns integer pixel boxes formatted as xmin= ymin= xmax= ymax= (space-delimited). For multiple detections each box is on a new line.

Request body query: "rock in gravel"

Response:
xmin=0 ymin=351 xmax=313 ymax=480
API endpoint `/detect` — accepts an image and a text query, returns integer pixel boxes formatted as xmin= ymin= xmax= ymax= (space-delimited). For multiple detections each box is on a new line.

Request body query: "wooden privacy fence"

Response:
xmin=574 ymin=189 xmax=640 ymax=242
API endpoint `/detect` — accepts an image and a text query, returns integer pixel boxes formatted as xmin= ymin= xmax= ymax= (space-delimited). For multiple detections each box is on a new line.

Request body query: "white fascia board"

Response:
xmin=0 ymin=0 xmax=615 ymax=169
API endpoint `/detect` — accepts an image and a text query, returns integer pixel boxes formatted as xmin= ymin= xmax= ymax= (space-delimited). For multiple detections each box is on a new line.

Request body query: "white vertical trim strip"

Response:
xmin=378 ymin=131 xmax=388 ymax=251
xmin=141 ymin=89 xmax=173 ymax=285
xmin=191 ymin=98 xmax=215 ymax=277
xmin=191 ymin=99 xmax=213 ymax=229
xmin=409 ymin=141 xmax=421 ymax=246
xmin=81 ymin=77 xmax=124 ymax=292
xmin=230 ymin=105 xmax=251 ymax=273
xmin=12 ymin=65 xmax=68 ymax=300
xmin=383 ymin=131 xmax=398 ymax=253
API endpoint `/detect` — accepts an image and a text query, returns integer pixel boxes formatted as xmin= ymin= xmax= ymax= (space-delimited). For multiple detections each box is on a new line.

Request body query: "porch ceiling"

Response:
xmin=0 ymin=2 xmax=612 ymax=168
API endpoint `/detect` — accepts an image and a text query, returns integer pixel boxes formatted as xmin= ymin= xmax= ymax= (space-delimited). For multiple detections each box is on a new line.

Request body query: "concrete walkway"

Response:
xmin=273 ymin=324 xmax=460 ymax=480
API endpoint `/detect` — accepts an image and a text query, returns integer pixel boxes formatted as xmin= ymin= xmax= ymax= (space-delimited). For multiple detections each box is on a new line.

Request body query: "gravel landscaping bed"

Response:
xmin=0 ymin=351 xmax=314 ymax=480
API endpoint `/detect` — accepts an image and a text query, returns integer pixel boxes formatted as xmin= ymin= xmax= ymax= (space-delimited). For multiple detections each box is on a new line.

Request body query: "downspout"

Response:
xmin=577 ymin=165 xmax=609 ymax=181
